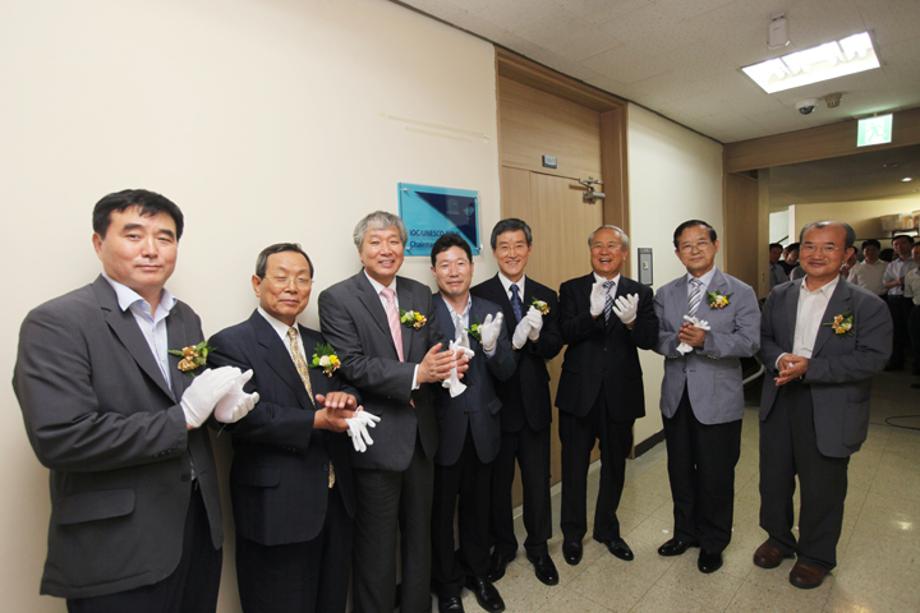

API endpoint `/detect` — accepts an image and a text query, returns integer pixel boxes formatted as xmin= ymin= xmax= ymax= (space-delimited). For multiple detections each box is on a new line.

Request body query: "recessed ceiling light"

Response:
xmin=902 ymin=177 xmax=914 ymax=183
xmin=881 ymin=161 xmax=900 ymax=169
xmin=742 ymin=31 xmax=880 ymax=94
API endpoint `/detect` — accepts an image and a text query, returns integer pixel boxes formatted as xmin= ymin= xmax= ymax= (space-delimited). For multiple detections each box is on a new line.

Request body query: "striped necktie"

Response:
xmin=603 ymin=280 xmax=615 ymax=323
xmin=509 ymin=284 xmax=523 ymax=322
xmin=688 ymin=278 xmax=703 ymax=316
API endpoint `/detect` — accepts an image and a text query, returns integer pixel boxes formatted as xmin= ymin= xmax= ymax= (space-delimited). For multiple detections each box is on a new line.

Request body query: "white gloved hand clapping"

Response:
xmin=589 ymin=282 xmax=607 ymax=318
xmin=180 ymin=366 xmax=242 ymax=429
xmin=676 ymin=315 xmax=711 ymax=355
xmin=525 ymin=305 xmax=543 ymax=341
xmin=213 ymin=369 xmax=261 ymax=424
xmin=612 ymin=293 xmax=639 ymax=325
xmin=442 ymin=336 xmax=476 ymax=397
xmin=346 ymin=409 xmax=381 ymax=453
xmin=511 ymin=317 xmax=532 ymax=350
xmin=478 ymin=312 xmax=504 ymax=354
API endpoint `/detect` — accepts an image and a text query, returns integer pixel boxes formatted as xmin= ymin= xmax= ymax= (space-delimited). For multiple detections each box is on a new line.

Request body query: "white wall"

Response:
xmin=626 ymin=105 xmax=724 ymax=445
xmin=790 ymin=194 xmax=920 ymax=242
xmin=0 ymin=1 xmax=499 ymax=610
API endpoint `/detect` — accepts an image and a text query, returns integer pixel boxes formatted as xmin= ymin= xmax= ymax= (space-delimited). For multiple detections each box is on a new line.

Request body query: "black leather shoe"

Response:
xmin=438 ymin=595 xmax=465 ymax=613
xmin=657 ymin=537 xmax=700 ymax=557
xmin=562 ymin=540 xmax=583 ymax=566
xmin=465 ymin=576 xmax=505 ymax=612
xmin=526 ymin=551 xmax=559 ymax=585
xmin=697 ymin=549 xmax=723 ymax=573
xmin=486 ymin=550 xmax=516 ymax=582
xmin=602 ymin=537 xmax=634 ymax=561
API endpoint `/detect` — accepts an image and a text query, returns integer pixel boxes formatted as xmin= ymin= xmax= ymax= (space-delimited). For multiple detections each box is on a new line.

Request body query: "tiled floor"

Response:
xmin=458 ymin=369 xmax=920 ymax=612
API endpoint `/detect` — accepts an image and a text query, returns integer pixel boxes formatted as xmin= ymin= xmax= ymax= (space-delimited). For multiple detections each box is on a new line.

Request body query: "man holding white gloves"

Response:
xmin=14 ymin=189 xmax=255 ymax=613
xmin=556 ymin=225 xmax=658 ymax=566
xmin=209 ymin=242 xmax=366 ymax=613
xmin=471 ymin=218 xmax=563 ymax=586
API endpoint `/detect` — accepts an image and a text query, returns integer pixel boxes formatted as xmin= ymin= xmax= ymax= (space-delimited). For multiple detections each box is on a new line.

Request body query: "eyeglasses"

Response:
xmin=268 ymin=276 xmax=313 ymax=289
xmin=678 ymin=240 xmax=713 ymax=253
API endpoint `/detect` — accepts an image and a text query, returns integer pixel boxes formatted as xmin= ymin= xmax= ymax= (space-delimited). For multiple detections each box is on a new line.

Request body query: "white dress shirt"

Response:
xmin=904 ymin=267 xmax=920 ymax=306
xmin=498 ymin=272 xmax=526 ymax=305
xmin=791 ymin=275 xmax=840 ymax=359
xmin=847 ymin=259 xmax=887 ymax=296
xmin=883 ymin=257 xmax=918 ymax=296
xmin=257 ymin=307 xmax=306 ymax=363
xmin=363 ymin=270 xmax=420 ymax=389
xmin=594 ymin=272 xmax=621 ymax=288
xmin=103 ymin=274 xmax=176 ymax=387
xmin=686 ymin=267 xmax=717 ymax=299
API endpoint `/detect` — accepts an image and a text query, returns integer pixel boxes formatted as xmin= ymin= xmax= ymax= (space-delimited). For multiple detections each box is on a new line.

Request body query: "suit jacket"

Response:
xmin=555 ymin=274 xmax=658 ymax=420
xmin=471 ymin=275 xmax=563 ymax=432
xmin=654 ymin=268 xmax=761 ymax=424
xmin=760 ymin=278 xmax=892 ymax=457
xmin=431 ymin=294 xmax=516 ymax=465
xmin=318 ymin=272 xmax=440 ymax=471
xmin=12 ymin=276 xmax=221 ymax=598
xmin=208 ymin=311 xmax=357 ymax=546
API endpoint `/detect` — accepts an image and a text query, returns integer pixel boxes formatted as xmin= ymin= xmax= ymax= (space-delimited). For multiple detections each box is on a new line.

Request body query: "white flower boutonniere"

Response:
xmin=399 ymin=309 xmax=427 ymax=329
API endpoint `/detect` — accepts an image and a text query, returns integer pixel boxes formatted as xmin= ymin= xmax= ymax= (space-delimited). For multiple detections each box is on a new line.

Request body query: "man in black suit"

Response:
xmin=471 ymin=219 xmax=563 ymax=586
xmin=209 ymin=243 xmax=365 ymax=613
xmin=14 ymin=189 xmax=256 ymax=613
xmin=556 ymin=225 xmax=658 ymax=565
xmin=318 ymin=211 xmax=467 ymax=613
xmin=429 ymin=233 xmax=516 ymax=613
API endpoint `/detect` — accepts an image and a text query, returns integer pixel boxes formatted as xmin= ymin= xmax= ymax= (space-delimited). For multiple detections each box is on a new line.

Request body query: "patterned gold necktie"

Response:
xmin=287 ymin=327 xmax=334 ymax=489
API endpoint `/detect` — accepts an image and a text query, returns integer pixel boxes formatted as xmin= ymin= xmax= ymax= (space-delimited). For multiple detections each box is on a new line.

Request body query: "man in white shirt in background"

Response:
xmin=903 ymin=243 xmax=920 ymax=384
xmin=847 ymin=239 xmax=887 ymax=297
xmin=882 ymin=235 xmax=917 ymax=370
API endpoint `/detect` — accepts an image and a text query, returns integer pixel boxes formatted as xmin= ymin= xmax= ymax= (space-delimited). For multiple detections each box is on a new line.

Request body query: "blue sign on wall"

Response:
xmin=398 ymin=183 xmax=480 ymax=257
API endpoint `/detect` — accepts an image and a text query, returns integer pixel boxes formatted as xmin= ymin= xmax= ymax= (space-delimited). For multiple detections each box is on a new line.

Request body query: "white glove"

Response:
xmin=346 ymin=409 xmax=381 ymax=453
xmin=612 ymin=293 xmax=639 ymax=325
xmin=180 ymin=366 xmax=242 ymax=429
xmin=213 ymin=369 xmax=261 ymax=424
xmin=677 ymin=315 xmax=712 ymax=355
xmin=589 ymin=282 xmax=607 ymax=318
xmin=442 ymin=336 xmax=476 ymax=397
xmin=511 ymin=317 xmax=532 ymax=350
xmin=478 ymin=312 xmax=504 ymax=354
xmin=525 ymin=306 xmax=543 ymax=341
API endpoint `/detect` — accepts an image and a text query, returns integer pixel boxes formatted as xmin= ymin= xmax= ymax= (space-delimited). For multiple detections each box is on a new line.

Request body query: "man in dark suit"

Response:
xmin=756 ymin=221 xmax=892 ymax=589
xmin=13 ymin=189 xmax=256 ymax=612
xmin=209 ymin=243 xmax=365 ymax=613
xmin=429 ymin=233 xmax=516 ymax=613
xmin=318 ymin=211 xmax=467 ymax=613
xmin=556 ymin=225 xmax=658 ymax=565
xmin=471 ymin=218 xmax=563 ymax=586
xmin=653 ymin=220 xmax=760 ymax=574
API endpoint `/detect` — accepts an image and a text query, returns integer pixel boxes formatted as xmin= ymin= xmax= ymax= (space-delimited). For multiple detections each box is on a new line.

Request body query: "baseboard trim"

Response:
xmin=633 ymin=429 xmax=665 ymax=458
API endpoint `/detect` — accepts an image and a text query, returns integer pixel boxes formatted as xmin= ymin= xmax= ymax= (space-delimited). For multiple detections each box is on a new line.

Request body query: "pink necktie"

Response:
xmin=380 ymin=287 xmax=405 ymax=362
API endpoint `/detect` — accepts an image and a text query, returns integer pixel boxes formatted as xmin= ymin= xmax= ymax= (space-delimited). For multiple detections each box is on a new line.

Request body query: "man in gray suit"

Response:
xmin=428 ymin=233 xmax=515 ymax=613
xmin=318 ymin=211 xmax=467 ymax=613
xmin=755 ymin=221 xmax=892 ymax=589
xmin=653 ymin=220 xmax=760 ymax=574
xmin=13 ymin=189 xmax=256 ymax=612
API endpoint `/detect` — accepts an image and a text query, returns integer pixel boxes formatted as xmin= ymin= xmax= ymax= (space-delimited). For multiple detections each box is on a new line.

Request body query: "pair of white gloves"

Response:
xmin=443 ymin=336 xmax=477 ymax=398
xmin=346 ymin=409 xmax=381 ymax=453
xmin=180 ymin=366 xmax=260 ymax=429
xmin=512 ymin=306 xmax=544 ymax=349
xmin=676 ymin=314 xmax=711 ymax=355
xmin=589 ymin=283 xmax=639 ymax=325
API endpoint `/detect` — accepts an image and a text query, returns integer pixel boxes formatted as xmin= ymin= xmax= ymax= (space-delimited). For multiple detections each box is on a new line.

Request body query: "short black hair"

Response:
xmin=430 ymin=232 xmax=472 ymax=266
xmin=799 ymin=221 xmax=856 ymax=249
xmin=92 ymin=189 xmax=184 ymax=240
xmin=769 ymin=242 xmax=783 ymax=250
xmin=255 ymin=243 xmax=314 ymax=279
xmin=860 ymin=239 xmax=881 ymax=251
xmin=784 ymin=242 xmax=800 ymax=253
xmin=673 ymin=219 xmax=717 ymax=248
xmin=490 ymin=218 xmax=533 ymax=250
xmin=892 ymin=234 xmax=915 ymax=246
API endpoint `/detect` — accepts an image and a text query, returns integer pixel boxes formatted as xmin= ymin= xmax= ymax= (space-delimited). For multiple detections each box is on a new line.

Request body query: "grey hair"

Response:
xmin=588 ymin=224 xmax=630 ymax=249
xmin=353 ymin=210 xmax=408 ymax=248
xmin=798 ymin=221 xmax=856 ymax=249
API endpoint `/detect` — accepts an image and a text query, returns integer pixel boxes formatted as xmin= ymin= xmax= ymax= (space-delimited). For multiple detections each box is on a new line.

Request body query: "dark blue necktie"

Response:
xmin=510 ymin=284 xmax=523 ymax=322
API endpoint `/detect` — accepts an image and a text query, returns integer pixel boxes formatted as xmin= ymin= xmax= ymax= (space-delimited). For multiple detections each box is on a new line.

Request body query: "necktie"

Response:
xmin=380 ymin=287 xmax=405 ymax=362
xmin=509 ymin=284 xmax=523 ymax=322
xmin=688 ymin=278 xmax=703 ymax=316
xmin=603 ymin=280 xmax=615 ymax=323
xmin=288 ymin=327 xmax=334 ymax=488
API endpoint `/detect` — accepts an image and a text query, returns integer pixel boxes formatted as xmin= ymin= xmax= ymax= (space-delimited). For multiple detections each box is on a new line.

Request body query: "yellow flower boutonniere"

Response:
xmin=311 ymin=342 xmax=341 ymax=377
xmin=531 ymin=299 xmax=550 ymax=315
xmin=825 ymin=312 xmax=854 ymax=336
xmin=467 ymin=323 xmax=482 ymax=342
xmin=707 ymin=291 xmax=732 ymax=309
xmin=168 ymin=340 xmax=212 ymax=375
xmin=399 ymin=309 xmax=427 ymax=329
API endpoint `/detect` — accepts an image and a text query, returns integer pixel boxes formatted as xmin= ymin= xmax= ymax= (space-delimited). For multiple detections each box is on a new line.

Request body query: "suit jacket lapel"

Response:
xmin=488 ymin=275 xmax=517 ymax=335
xmin=783 ymin=280 xmax=802 ymax=350
xmin=251 ymin=312 xmax=311 ymax=408
xmin=396 ymin=278 xmax=415 ymax=359
xmin=812 ymin=281 xmax=852 ymax=356
xmin=672 ymin=276 xmax=689 ymax=324
xmin=353 ymin=272 xmax=392 ymax=339
xmin=93 ymin=276 xmax=175 ymax=401
xmin=166 ymin=308 xmax=192 ymax=400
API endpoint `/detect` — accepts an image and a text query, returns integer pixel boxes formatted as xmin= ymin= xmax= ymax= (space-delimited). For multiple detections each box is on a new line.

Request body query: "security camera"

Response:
xmin=796 ymin=99 xmax=818 ymax=115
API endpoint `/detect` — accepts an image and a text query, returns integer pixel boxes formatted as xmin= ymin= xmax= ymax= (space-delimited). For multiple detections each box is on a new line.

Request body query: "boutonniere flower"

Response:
xmin=706 ymin=291 xmax=732 ymax=309
xmin=531 ymin=299 xmax=550 ymax=315
xmin=824 ymin=312 xmax=854 ymax=336
xmin=399 ymin=309 xmax=427 ymax=329
xmin=466 ymin=322 xmax=482 ymax=342
xmin=168 ymin=340 xmax=212 ymax=375
xmin=310 ymin=342 xmax=341 ymax=377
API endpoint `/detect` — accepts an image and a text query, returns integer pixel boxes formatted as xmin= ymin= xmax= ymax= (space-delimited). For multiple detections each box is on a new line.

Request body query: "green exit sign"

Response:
xmin=857 ymin=114 xmax=893 ymax=147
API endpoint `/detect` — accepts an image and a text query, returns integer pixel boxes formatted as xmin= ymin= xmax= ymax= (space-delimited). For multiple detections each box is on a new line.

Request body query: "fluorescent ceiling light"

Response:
xmin=742 ymin=31 xmax=880 ymax=93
